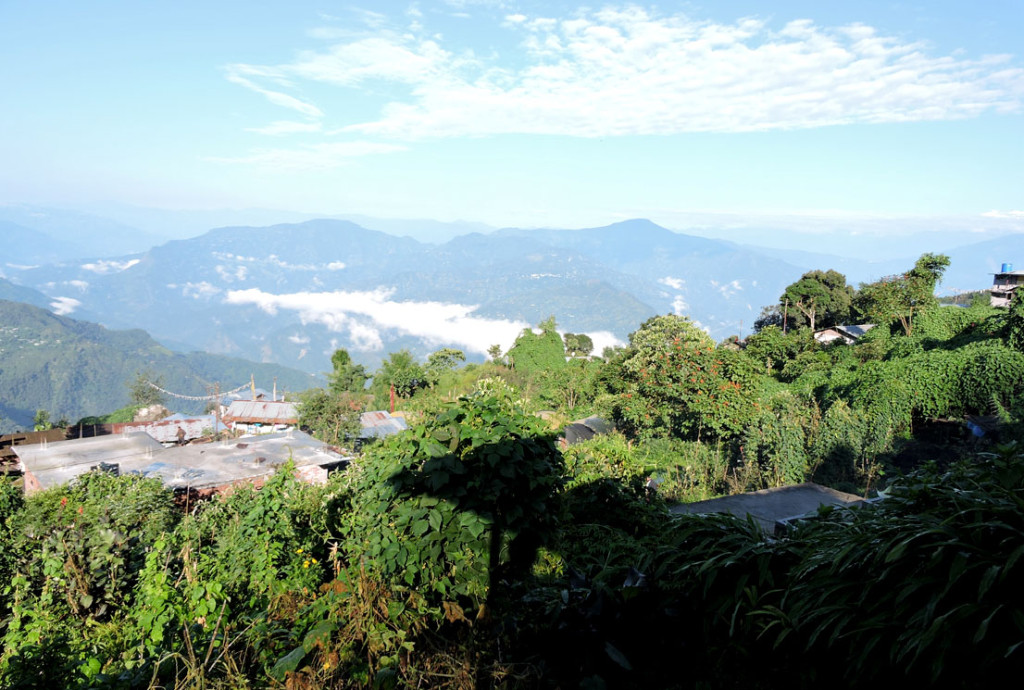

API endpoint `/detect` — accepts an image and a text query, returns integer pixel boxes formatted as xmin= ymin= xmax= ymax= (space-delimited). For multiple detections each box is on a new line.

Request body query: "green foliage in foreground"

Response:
xmin=1 ymin=407 xmax=1021 ymax=688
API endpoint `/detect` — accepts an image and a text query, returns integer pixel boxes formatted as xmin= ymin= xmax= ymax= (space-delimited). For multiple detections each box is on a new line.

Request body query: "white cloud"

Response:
xmin=327 ymin=261 xmax=346 ymax=270
xmin=215 ymin=265 xmax=247 ymax=282
xmin=659 ymin=276 xmax=685 ymax=290
xmin=50 ymin=297 xmax=81 ymax=315
xmin=288 ymin=334 xmax=311 ymax=344
xmin=718 ymin=279 xmax=743 ymax=297
xmin=671 ymin=295 xmax=690 ymax=315
xmin=224 ymin=287 xmax=528 ymax=354
xmin=585 ymin=330 xmax=625 ymax=356
xmin=206 ymin=141 xmax=406 ymax=170
xmin=81 ymin=258 xmax=140 ymax=274
xmin=225 ymin=65 xmax=324 ymax=118
xmin=230 ymin=8 xmax=1024 ymax=141
xmin=67 ymin=280 xmax=89 ymax=291
xmin=982 ymin=209 xmax=1024 ymax=219
xmin=170 ymin=281 xmax=221 ymax=299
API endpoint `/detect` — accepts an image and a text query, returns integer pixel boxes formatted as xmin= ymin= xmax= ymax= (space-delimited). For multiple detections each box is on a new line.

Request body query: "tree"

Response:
xmin=32 ymin=409 xmax=52 ymax=431
xmin=745 ymin=325 xmax=809 ymax=374
xmin=370 ymin=349 xmax=426 ymax=405
xmin=327 ymin=348 xmax=368 ymax=395
xmin=781 ymin=269 xmax=855 ymax=332
xmin=858 ymin=253 xmax=950 ymax=336
xmin=425 ymin=347 xmax=466 ymax=387
xmin=297 ymin=388 xmax=362 ymax=445
xmin=127 ymin=371 xmax=165 ymax=407
xmin=506 ymin=318 xmax=565 ymax=373
xmin=540 ymin=358 xmax=599 ymax=411
xmin=615 ymin=314 xmax=758 ymax=441
xmin=563 ymin=333 xmax=594 ymax=358
xmin=345 ymin=380 xmax=563 ymax=615
xmin=487 ymin=344 xmax=504 ymax=363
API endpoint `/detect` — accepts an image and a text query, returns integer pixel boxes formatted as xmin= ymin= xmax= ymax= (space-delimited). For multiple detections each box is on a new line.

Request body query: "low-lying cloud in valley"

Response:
xmin=225 ymin=287 xmax=530 ymax=354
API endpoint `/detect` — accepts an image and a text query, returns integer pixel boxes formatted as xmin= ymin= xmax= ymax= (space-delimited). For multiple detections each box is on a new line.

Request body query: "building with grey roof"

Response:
xmin=15 ymin=429 xmax=349 ymax=494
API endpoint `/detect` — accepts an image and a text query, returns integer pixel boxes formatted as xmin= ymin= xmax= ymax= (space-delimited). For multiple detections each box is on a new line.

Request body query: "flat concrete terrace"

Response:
xmin=16 ymin=430 xmax=350 ymax=494
xmin=670 ymin=483 xmax=865 ymax=532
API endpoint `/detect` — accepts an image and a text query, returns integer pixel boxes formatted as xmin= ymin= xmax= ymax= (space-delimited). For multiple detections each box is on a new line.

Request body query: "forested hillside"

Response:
xmin=0 ymin=299 xmax=319 ymax=431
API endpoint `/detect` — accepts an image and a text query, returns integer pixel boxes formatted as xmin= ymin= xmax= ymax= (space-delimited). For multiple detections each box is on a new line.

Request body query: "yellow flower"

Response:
xmin=312 ymin=558 xmax=319 ymax=565
xmin=324 ymin=662 xmax=332 ymax=671
xmin=296 ymin=548 xmax=303 ymax=554
xmin=303 ymin=560 xmax=310 ymax=568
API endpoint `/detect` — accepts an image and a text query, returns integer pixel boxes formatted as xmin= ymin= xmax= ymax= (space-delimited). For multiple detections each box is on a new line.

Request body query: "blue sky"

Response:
xmin=2 ymin=0 xmax=1022 ymax=233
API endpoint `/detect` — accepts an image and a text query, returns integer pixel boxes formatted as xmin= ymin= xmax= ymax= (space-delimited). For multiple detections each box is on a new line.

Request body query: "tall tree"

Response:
xmin=615 ymin=314 xmax=758 ymax=441
xmin=507 ymin=318 xmax=565 ymax=373
xmin=858 ymin=253 xmax=950 ymax=336
xmin=371 ymin=349 xmax=426 ymax=404
xmin=563 ymin=333 xmax=594 ymax=358
xmin=127 ymin=371 xmax=165 ymax=407
xmin=327 ymin=348 xmax=368 ymax=395
xmin=425 ymin=347 xmax=466 ymax=387
xmin=780 ymin=269 xmax=855 ymax=332
xmin=297 ymin=388 xmax=362 ymax=445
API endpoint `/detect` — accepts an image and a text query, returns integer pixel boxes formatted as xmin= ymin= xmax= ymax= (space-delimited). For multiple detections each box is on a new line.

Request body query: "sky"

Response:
xmin=2 ymin=0 xmax=1023 ymax=234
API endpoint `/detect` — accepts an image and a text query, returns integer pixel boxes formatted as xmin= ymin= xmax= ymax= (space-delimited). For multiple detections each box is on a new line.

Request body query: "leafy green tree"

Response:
xmin=781 ymin=269 xmax=854 ymax=332
xmin=487 ymin=344 xmax=504 ymax=363
xmin=32 ymin=409 xmax=52 ymax=431
xmin=506 ymin=318 xmax=565 ymax=373
xmin=425 ymin=347 xmax=466 ymax=387
xmin=127 ymin=370 xmax=165 ymax=407
xmin=859 ymin=253 xmax=950 ymax=336
xmin=745 ymin=325 xmax=810 ymax=374
xmin=615 ymin=315 xmax=759 ymax=441
xmin=327 ymin=348 xmax=368 ymax=395
xmin=370 ymin=349 xmax=426 ymax=406
xmin=563 ymin=333 xmax=594 ymax=358
xmin=344 ymin=380 xmax=564 ymax=613
xmin=297 ymin=388 xmax=362 ymax=445
xmin=540 ymin=357 xmax=599 ymax=411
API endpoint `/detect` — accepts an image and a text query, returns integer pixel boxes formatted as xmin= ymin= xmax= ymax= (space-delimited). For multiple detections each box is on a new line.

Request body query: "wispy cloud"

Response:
xmin=224 ymin=287 xmax=528 ymax=354
xmin=982 ymin=209 xmax=1024 ymax=219
xmin=225 ymin=65 xmax=324 ymax=118
xmin=81 ymin=259 xmax=140 ymax=274
xmin=50 ymin=296 xmax=81 ymax=315
xmin=227 ymin=7 xmax=1024 ymax=141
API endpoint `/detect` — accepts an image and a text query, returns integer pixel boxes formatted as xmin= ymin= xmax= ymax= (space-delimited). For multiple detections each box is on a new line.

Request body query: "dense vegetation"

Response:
xmin=2 ymin=255 xmax=1023 ymax=687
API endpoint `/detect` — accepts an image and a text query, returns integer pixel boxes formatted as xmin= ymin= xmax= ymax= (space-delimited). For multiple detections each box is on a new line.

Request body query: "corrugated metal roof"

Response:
xmin=223 ymin=400 xmax=299 ymax=425
xmin=359 ymin=411 xmax=409 ymax=439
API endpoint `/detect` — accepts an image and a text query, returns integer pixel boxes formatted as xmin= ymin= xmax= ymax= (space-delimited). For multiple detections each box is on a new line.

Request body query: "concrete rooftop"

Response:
xmin=16 ymin=430 xmax=349 ymax=493
xmin=670 ymin=483 xmax=865 ymax=532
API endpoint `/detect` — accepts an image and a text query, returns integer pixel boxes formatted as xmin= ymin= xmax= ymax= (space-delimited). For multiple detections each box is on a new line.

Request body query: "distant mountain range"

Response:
xmin=1 ymin=206 xmax=1016 ymax=379
xmin=0 ymin=296 xmax=319 ymax=433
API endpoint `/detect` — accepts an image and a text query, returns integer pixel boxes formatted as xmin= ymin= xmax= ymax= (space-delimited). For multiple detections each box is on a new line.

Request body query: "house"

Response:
xmin=14 ymin=429 xmax=350 ymax=495
xmin=813 ymin=323 xmax=875 ymax=345
xmin=991 ymin=264 xmax=1024 ymax=307
xmin=222 ymin=400 xmax=299 ymax=434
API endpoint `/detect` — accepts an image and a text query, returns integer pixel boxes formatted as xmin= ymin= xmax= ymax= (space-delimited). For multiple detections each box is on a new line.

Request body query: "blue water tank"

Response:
xmin=1002 ymin=263 xmax=1014 ymax=273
